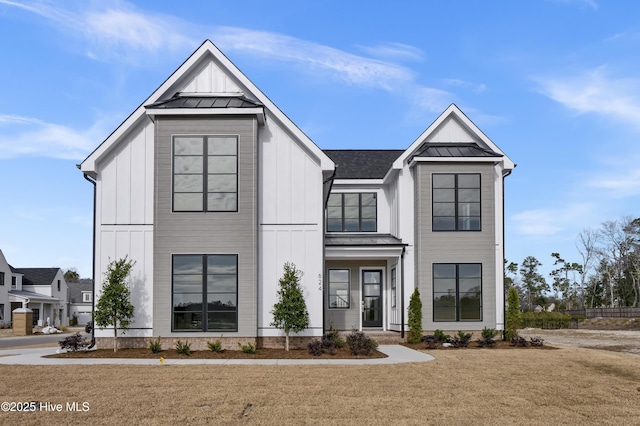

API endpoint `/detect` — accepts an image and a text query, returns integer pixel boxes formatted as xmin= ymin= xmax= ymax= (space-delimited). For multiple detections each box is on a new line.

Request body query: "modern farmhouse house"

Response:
xmin=80 ymin=40 xmax=514 ymax=348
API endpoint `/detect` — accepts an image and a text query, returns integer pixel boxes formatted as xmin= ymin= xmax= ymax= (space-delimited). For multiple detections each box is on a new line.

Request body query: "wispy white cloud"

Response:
xmin=535 ymin=66 xmax=640 ymax=128
xmin=0 ymin=114 xmax=107 ymax=159
xmin=511 ymin=203 xmax=597 ymax=237
xmin=357 ymin=42 xmax=425 ymax=62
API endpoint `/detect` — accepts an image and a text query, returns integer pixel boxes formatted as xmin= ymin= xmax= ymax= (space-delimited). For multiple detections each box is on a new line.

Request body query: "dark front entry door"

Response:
xmin=362 ymin=270 xmax=383 ymax=327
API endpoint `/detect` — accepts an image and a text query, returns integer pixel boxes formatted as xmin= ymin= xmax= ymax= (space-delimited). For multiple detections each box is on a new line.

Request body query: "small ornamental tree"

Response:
xmin=505 ymin=285 xmax=522 ymax=341
xmin=94 ymin=257 xmax=136 ymax=352
xmin=270 ymin=262 xmax=309 ymax=351
xmin=407 ymin=288 xmax=423 ymax=343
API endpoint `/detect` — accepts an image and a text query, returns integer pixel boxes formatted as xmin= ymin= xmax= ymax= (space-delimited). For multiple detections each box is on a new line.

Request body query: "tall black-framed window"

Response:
xmin=328 ymin=269 xmax=350 ymax=308
xmin=327 ymin=193 xmax=377 ymax=232
xmin=173 ymin=135 xmax=238 ymax=212
xmin=433 ymin=263 xmax=482 ymax=322
xmin=432 ymin=173 xmax=480 ymax=231
xmin=0 ymin=272 xmax=4 ymax=285
xmin=172 ymin=254 xmax=238 ymax=331
xmin=390 ymin=267 xmax=397 ymax=308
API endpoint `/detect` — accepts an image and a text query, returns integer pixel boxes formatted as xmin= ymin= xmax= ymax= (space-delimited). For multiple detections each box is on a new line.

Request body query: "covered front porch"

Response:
xmin=9 ymin=290 xmax=65 ymax=327
xmin=324 ymin=234 xmax=407 ymax=333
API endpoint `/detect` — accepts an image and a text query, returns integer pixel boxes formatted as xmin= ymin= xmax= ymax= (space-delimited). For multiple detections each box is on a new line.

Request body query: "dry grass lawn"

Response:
xmin=1 ymin=346 xmax=639 ymax=425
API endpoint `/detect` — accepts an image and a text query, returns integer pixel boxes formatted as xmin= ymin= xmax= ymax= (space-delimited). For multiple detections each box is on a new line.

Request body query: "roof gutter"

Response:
xmin=81 ymin=170 xmax=97 ymax=349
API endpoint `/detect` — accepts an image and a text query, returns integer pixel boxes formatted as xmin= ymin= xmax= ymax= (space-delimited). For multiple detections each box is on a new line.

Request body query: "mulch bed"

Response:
xmin=402 ymin=340 xmax=557 ymax=351
xmin=46 ymin=347 xmax=388 ymax=360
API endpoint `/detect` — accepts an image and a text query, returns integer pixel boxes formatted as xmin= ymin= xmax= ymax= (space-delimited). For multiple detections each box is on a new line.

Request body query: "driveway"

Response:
xmin=519 ymin=328 xmax=640 ymax=356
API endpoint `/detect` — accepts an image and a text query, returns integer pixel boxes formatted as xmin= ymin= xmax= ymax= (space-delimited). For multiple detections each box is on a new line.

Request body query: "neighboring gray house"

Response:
xmin=80 ymin=40 xmax=514 ymax=349
xmin=68 ymin=279 xmax=93 ymax=326
xmin=0 ymin=250 xmax=70 ymax=328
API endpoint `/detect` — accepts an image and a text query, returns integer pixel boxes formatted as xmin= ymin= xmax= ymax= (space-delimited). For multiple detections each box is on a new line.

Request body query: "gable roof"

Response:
xmin=68 ymin=279 xmax=93 ymax=304
xmin=393 ymin=104 xmax=515 ymax=171
xmin=13 ymin=268 xmax=60 ymax=286
xmin=81 ymin=40 xmax=334 ymax=174
xmin=146 ymin=93 xmax=263 ymax=109
xmin=323 ymin=150 xmax=403 ymax=179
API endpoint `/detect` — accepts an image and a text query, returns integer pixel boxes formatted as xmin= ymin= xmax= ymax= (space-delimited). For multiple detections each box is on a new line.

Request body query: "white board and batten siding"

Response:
xmin=258 ymin=118 xmax=325 ymax=337
xmin=94 ymin=119 xmax=154 ymax=338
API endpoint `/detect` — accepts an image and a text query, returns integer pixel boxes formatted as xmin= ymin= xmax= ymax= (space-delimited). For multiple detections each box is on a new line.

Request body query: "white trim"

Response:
xmin=177 ymin=92 xmax=244 ymax=97
xmin=392 ymin=104 xmax=515 ymax=171
xmin=332 ymin=179 xmax=384 ymax=185
xmin=325 ymin=246 xmax=405 ymax=259
xmin=410 ymin=157 xmax=503 ymax=164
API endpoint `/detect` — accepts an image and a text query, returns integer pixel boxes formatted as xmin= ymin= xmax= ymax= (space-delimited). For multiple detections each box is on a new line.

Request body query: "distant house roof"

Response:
xmin=13 ymin=268 xmax=60 ymax=286
xmin=145 ymin=93 xmax=263 ymax=109
xmin=68 ymin=279 xmax=93 ymax=304
xmin=323 ymin=150 xmax=404 ymax=179
xmin=412 ymin=143 xmax=502 ymax=159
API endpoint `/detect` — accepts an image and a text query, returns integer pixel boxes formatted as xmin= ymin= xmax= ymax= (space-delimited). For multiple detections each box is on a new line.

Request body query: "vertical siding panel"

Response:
xmin=130 ymin=129 xmax=145 ymax=224
xmin=100 ymin=157 xmax=116 ymax=224
xmin=115 ymin=143 xmax=131 ymax=224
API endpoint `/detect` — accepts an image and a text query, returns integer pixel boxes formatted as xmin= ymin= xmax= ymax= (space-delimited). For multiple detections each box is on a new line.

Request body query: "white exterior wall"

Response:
xmin=0 ymin=251 xmax=10 ymax=325
xmin=258 ymin=117 xmax=325 ymax=337
xmin=94 ymin=119 xmax=155 ymax=338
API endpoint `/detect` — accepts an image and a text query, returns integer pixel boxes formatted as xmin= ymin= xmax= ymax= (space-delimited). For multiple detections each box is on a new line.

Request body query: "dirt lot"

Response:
xmin=519 ymin=328 xmax=640 ymax=356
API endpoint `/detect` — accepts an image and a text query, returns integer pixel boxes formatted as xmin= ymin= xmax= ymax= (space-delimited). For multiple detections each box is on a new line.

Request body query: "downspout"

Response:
xmin=502 ymin=168 xmax=513 ymax=341
xmin=82 ymin=171 xmax=97 ymax=349
xmin=400 ymin=245 xmax=406 ymax=339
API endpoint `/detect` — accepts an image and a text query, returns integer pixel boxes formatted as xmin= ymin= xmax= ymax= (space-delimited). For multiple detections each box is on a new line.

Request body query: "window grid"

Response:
xmin=328 ymin=269 xmax=350 ymax=309
xmin=432 ymin=173 xmax=481 ymax=231
xmin=173 ymin=136 xmax=238 ymax=213
xmin=327 ymin=193 xmax=377 ymax=232
xmin=433 ymin=263 xmax=482 ymax=322
xmin=172 ymin=254 xmax=238 ymax=332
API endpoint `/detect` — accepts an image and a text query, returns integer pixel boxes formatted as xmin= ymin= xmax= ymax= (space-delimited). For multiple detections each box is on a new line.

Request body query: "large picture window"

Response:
xmin=432 ymin=174 xmax=480 ymax=231
xmin=172 ymin=254 xmax=238 ymax=331
xmin=173 ymin=136 xmax=238 ymax=212
xmin=328 ymin=269 xmax=350 ymax=308
xmin=433 ymin=263 xmax=482 ymax=322
xmin=327 ymin=193 xmax=377 ymax=232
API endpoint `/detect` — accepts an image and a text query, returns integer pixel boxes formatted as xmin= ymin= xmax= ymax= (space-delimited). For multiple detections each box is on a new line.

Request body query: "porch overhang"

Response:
xmin=9 ymin=290 xmax=63 ymax=304
xmin=324 ymin=234 xmax=407 ymax=259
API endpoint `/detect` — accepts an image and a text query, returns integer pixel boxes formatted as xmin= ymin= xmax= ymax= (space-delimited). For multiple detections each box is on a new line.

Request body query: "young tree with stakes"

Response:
xmin=94 ymin=257 xmax=135 ymax=352
xmin=270 ymin=262 xmax=309 ymax=351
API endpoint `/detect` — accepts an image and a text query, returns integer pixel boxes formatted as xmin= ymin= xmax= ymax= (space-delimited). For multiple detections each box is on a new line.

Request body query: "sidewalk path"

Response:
xmin=0 ymin=344 xmax=433 ymax=365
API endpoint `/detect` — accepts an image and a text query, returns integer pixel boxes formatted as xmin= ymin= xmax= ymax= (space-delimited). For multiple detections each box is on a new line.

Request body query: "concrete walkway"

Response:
xmin=0 ymin=344 xmax=433 ymax=365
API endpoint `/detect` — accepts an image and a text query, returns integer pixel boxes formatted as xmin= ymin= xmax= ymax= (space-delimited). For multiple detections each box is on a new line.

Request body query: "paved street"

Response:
xmin=0 ymin=330 xmax=89 ymax=349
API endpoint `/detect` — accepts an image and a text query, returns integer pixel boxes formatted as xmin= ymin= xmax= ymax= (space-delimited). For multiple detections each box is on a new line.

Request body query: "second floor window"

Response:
xmin=432 ymin=173 xmax=480 ymax=231
xmin=173 ymin=136 xmax=238 ymax=212
xmin=327 ymin=193 xmax=377 ymax=232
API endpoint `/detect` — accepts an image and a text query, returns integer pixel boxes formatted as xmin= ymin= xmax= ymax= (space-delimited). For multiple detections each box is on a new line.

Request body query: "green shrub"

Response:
xmin=346 ymin=330 xmax=378 ymax=356
xmin=175 ymin=340 xmax=191 ymax=356
xmin=505 ymin=286 xmax=521 ymax=340
xmin=149 ymin=336 xmax=162 ymax=353
xmin=323 ymin=323 xmax=345 ymax=349
xmin=238 ymin=342 xmax=257 ymax=354
xmin=407 ymin=288 xmax=423 ymax=343
xmin=307 ymin=339 xmax=324 ymax=356
xmin=433 ymin=329 xmax=450 ymax=343
xmin=450 ymin=331 xmax=472 ymax=348
xmin=481 ymin=327 xmax=499 ymax=339
xmin=207 ymin=339 xmax=223 ymax=352
xmin=521 ymin=311 xmax=572 ymax=329
xmin=69 ymin=314 xmax=78 ymax=327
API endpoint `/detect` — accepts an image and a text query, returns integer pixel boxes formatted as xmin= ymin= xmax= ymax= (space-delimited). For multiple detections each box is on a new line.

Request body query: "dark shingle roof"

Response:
xmin=323 ymin=150 xmax=403 ymax=179
xmin=14 ymin=268 xmax=60 ymax=286
xmin=412 ymin=143 xmax=501 ymax=159
xmin=146 ymin=94 xmax=263 ymax=109
xmin=68 ymin=279 xmax=93 ymax=304
xmin=325 ymin=234 xmax=406 ymax=246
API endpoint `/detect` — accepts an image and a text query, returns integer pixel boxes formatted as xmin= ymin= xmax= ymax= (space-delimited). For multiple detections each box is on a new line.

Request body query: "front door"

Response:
xmin=362 ymin=270 xmax=383 ymax=327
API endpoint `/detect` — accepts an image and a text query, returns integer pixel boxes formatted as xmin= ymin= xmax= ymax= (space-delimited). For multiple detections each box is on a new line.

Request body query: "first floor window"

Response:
xmin=433 ymin=263 xmax=482 ymax=321
xmin=328 ymin=269 xmax=350 ymax=308
xmin=390 ymin=267 xmax=397 ymax=308
xmin=0 ymin=271 xmax=4 ymax=285
xmin=0 ymin=304 xmax=4 ymax=321
xmin=172 ymin=254 xmax=238 ymax=331
xmin=32 ymin=308 xmax=40 ymax=326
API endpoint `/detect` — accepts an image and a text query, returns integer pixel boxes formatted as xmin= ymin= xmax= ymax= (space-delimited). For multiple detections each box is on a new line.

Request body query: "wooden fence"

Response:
xmin=585 ymin=307 xmax=640 ymax=318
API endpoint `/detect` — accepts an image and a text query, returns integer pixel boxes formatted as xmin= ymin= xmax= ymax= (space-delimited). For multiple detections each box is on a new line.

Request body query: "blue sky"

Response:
xmin=1 ymin=0 xmax=639 ymax=279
